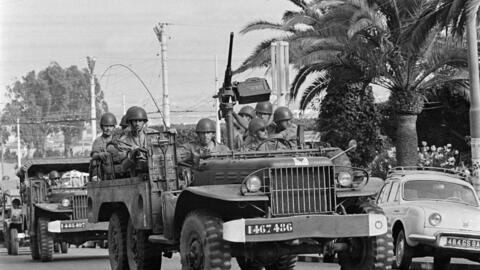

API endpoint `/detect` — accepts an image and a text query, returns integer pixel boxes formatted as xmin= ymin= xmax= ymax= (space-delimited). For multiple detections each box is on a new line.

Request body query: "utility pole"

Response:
xmin=87 ymin=56 xmax=97 ymax=142
xmin=154 ymin=23 xmax=171 ymax=128
xmin=214 ymin=55 xmax=221 ymax=143
xmin=466 ymin=3 xmax=480 ymax=194
xmin=270 ymin=41 xmax=290 ymax=107
xmin=0 ymin=130 xmax=4 ymax=180
xmin=17 ymin=118 xmax=21 ymax=168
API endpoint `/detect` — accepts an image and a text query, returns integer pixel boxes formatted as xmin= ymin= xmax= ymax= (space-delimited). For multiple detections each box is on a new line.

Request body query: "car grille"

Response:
xmin=72 ymin=195 xmax=88 ymax=220
xmin=269 ymin=165 xmax=336 ymax=216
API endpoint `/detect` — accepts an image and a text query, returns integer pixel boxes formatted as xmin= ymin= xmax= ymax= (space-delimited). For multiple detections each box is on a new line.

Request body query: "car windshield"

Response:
xmin=403 ymin=180 xmax=478 ymax=206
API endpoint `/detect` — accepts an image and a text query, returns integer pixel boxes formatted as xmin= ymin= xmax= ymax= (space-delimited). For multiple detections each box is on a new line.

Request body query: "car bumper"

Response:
xmin=409 ymin=230 xmax=480 ymax=253
xmin=223 ymin=213 xmax=387 ymax=243
xmin=48 ymin=219 xmax=108 ymax=233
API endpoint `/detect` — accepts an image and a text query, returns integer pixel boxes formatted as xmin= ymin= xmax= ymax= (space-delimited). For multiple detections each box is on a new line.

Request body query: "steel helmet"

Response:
xmin=196 ymin=118 xmax=216 ymax=133
xmin=100 ymin=112 xmax=117 ymax=126
xmin=248 ymin=118 xmax=267 ymax=135
xmin=119 ymin=115 xmax=128 ymax=128
xmin=255 ymin=101 xmax=273 ymax=115
xmin=273 ymin=106 xmax=293 ymax=123
xmin=126 ymin=106 xmax=148 ymax=122
xmin=238 ymin=105 xmax=255 ymax=119
xmin=49 ymin=170 xmax=60 ymax=179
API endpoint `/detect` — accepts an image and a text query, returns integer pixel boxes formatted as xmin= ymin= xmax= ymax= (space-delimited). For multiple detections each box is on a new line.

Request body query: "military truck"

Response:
xmin=2 ymin=189 xmax=27 ymax=255
xmin=88 ymin=34 xmax=393 ymax=270
xmin=18 ymin=157 xmax=108 ymax=261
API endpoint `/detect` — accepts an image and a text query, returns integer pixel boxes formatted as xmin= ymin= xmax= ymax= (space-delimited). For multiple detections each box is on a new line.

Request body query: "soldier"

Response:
xmin=113 ymin=115 xmax=129 ymax=138
xmin=270 ymin=106 xmax=297 ymax=145
xmin=178 ymin=118 xmax=230 ymax=166
xmin=48 ymin=170 xmax=61 ymax=187
xmin=255 ymin=101 xmax=273 ymax=124
xmin=91 ymin=112 xmax=117 ymax=162
xmin=119 ymin=115 xmax=128 ymax=130
xmin=232 ymin=105 xmax=255 ymax=134
xmin=243 ymin=118 xmax=287 ymax=151
xmin=110 ymin=106 xmax=155 ymax=172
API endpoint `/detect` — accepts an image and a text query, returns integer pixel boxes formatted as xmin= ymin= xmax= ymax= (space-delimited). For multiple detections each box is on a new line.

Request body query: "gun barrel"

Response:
xmin=223 ymin=32 xmax=234 ymax=88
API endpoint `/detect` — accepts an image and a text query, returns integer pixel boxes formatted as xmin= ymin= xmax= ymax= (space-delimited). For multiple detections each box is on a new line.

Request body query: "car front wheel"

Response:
xmin=394 ymin=229 xmax=413 ymax=270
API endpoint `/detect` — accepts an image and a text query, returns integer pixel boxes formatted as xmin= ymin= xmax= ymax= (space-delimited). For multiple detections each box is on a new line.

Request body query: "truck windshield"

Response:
xmin=403 ymin=180 xmax=478 ymax=206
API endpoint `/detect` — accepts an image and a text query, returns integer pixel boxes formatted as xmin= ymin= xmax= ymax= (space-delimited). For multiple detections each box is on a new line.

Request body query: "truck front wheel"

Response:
xmin=37 ymin=217 xmax=53 ymax=262
xmin=108 ymin=213 xmax=128 ymax=270
xmin=9 ymin=228 xmax=19 ymax=255
xmin=180 ymin=210 xmax=231 ymax=270
xmin=337 ymin=202 xmax=394 ymax=270
xmin=126 ymin=218 xmax=162 ymax=270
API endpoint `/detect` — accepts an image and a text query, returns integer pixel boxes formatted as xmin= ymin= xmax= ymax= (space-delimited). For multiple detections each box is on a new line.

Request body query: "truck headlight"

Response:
xmin=245 ymin=175 xmax=262 ymax=193
xmin=337 ymin=172 xmax=353 ymax=187
xmin=429 ymin=213 xmax=442 ymax=226
xmin=61 ymin=198 xmax=71 ymax=207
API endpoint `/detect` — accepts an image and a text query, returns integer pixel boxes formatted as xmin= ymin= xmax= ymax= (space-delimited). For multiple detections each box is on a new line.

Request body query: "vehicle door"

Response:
xmin=376 ymin=181 xmax=393 ymax=223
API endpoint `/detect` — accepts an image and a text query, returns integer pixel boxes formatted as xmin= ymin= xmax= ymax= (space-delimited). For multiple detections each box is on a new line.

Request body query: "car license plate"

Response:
xmin=441 ymin=237 xmax=480 ymax=249
xmin=245 ymin=222 xmax=293 ymax=235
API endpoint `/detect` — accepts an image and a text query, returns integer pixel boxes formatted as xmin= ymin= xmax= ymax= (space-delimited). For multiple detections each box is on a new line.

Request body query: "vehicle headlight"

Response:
xmin=61 ymin=198 xmax=70 ymax=208
xmin=337 ymin=172 xmax=353 ymax=187
xmin=429 ymin=213 xmax=442 ymax=226
xmin=245 ymin=175 xmax=262 ymax=193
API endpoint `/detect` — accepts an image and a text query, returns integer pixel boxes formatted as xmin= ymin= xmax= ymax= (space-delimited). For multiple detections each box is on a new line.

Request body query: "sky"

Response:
xmin=0 ymin=0 xmax=298 ymax=125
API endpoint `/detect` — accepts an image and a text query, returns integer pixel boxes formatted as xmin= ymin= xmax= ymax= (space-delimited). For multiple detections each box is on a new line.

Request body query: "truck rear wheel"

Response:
xmin=37 ymin=217 xmax=53 ymax=262
xmin=9 ymin=228 xmax=19 ymax=255
xmin=126 ymin=218 xmax=162 ymax=270
xmin=108 ymin=212 xmax=128 ymax=270
xmin=337 ymin=202 xmax=394 ymax=270
xmin=180 ymin=210 xmax=231 ymax=270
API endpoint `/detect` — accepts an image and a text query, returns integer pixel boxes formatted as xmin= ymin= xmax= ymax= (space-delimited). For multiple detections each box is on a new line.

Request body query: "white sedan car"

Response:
xmin=377 ymin=167 xmax=480 ymax=270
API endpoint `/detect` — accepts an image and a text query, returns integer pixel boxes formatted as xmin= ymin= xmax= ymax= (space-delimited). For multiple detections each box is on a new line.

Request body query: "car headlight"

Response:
xmin=61 ymin=198 xmax=70 ymax=208
xmin=337 ymin=172 xmax=353 ymax=187
xmin=245 ymin=175 xmax=262 ymax=193
xmin=429 ymin=213 xmax=442 ymax=226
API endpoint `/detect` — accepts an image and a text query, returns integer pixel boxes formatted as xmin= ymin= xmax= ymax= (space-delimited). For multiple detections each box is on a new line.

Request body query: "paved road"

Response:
xmin=2 ymin=246 xmax=480 ymax=270
xmin=0 ymin=246 xmax=338 ymax=270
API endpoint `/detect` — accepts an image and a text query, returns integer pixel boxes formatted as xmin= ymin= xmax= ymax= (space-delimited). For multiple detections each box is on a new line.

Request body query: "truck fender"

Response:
xmin=34 ymin=203 xmax=72 ymax=214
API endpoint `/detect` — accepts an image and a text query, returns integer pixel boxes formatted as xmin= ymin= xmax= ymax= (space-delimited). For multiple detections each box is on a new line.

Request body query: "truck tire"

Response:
xmin=126 ymin=218 xmax=162 ymax=270
xmin=180 ymin=210 xmax=231 ymax=270
xmin=108 ymin=212 xmax=128 ymax=270
xmin=5 ymin=229 xmax=11 ymax=255
xmin=265 ymin=255 xmax=297 ymax=270
xmin=30 ymin=234 xmax=40 ymax=260
xmin=38 ymin=217 xmax=54 ymax=262
xmin=9 ymin=228 xmax=19 ymax=255
xmin=393 ymin=229 xmax=413 ymax=270
xmin=337 ymin=202 xmax=394 ymax=270
xmin=60 ymin=242 xmax=68 ymax=254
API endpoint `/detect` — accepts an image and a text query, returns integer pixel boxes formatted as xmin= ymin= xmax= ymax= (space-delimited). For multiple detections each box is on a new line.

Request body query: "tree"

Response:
xmin=236 ymin=0 xmax=470 ymax=166
xmin=2 ymin=62 xmax=108 ymax=157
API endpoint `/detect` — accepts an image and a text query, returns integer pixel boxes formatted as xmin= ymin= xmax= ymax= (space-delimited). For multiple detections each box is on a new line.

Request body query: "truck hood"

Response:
xmin=193 ymin=156 xmax=333 ymax=186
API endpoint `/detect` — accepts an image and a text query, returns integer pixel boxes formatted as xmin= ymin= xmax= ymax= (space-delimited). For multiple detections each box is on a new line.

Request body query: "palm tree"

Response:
xmin=236 ymin=0 xmax=470 ymax=166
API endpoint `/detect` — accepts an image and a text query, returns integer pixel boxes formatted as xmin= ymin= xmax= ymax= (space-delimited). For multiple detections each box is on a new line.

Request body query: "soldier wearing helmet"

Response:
xmin=119 ymin=115 xmax=128 ymax=130
xmin=255 ymin=101 xmax=273 ymax=123
xmin=178 ymin=118 xmax=230 ymax=165
xmin=270 ymin=106 xmax=297 ymax=145
xmin=231 ymin=105 xmax=255 ymax=149
xmin=91 ymin=112 xmax=117 ymax=162
xmin=244 ymin=118 xmax=287 ymax=151
xmin=111 ymin=106 xmax=157 ymax=171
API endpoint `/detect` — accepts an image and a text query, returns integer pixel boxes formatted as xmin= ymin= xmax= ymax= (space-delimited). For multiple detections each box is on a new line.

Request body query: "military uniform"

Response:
xmin=91 ymin=135 xmax=113 ymax=157
xmin=178 ymin=141 xmax=230 ymax=165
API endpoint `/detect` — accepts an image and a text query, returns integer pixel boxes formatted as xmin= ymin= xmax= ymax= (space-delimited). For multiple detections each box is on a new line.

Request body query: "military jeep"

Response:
xmin=88 ymin=126 xmax=394 ymax=270
xmin=2 ymin=189 xmax=27 ymax=255
xmin=18 ymin=157 xmax=108 ymax=261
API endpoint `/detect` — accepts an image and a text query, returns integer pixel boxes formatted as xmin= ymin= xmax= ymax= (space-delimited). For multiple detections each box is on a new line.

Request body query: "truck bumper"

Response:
xmin=223 ymin=214 xmax=387 ymax=243
xmin=47 ymin=219 xmax=108 ymax=233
